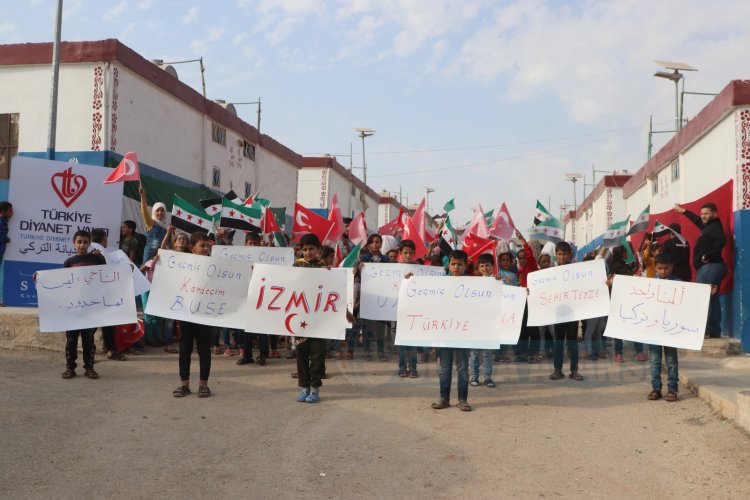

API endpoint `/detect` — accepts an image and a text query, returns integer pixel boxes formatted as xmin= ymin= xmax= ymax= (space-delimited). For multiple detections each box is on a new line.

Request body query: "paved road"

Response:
xmin=2 ymin=347 xmax=749 ymax=499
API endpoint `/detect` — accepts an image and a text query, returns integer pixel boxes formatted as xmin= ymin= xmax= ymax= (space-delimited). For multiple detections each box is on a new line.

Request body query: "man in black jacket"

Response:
xmin=673 ymin=202 xmax=727 ymax=337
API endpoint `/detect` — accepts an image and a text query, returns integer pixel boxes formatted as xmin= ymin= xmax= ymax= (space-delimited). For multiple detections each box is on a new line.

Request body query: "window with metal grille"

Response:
xmin=242 ymin=141 xmax=255 ymax=160
xmin=671 ymin=160 xmax=679 ymax=181
xmin=211 ymin=123 xmax=226 ymax=146
xmin=212 ymin=167 xmax=221 ymax=188
xmin=0 ymin=113 xmax=19 ymax=180
xmin=244 ymin=182 xmax=251 ymax=199
xmin=651 ymin=176 xmax=658 ymax=195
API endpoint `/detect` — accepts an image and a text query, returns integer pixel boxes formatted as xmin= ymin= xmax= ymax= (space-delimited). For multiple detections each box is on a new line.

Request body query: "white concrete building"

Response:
xmin=299 ymin=156 xmax=380 ymax=229
xmin=563 ymin=174 xmax=632 ymax=247
xmin=0 ymin=39 xmax=301 ymax=228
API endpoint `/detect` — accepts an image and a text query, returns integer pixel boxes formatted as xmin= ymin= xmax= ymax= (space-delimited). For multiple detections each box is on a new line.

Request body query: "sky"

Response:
xmin=3 ymin=0 xmax=750 ymax=230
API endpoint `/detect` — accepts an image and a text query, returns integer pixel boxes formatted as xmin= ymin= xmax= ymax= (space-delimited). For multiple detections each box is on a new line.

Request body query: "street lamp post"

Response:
xmin=46 ymin=0 xmax=63 ymax=160
xmin=565 ymin=173 xmax=582 ymax=211
xmin=425 ymin=187 xmax=435 ymax=215
xmin=654 ymin=60 xmax=697 ymax=133
xmin=354 ymin=127 xmax=375 ymax=210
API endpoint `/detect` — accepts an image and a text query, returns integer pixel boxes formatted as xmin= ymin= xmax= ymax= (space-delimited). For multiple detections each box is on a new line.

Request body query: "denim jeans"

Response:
xmin=553 ymin=321 xmax=579 ymax=373
xmin=469 ymin=349 xmax=493 ymax=379
xmin=696 ymin=262 xmax=726 ymax=336
xmin=437 ymin=349 xmax=469 ymax=401
xmin=614 ymin=339 xmax=644 ymax=355
xmin=399 ymin=346 xmax=417 ymax=371
xmin=584 ymin=316 xmax=605 ymax=354
xmin=163 ymin=319 xmax=175 ymax=345
xmin=648 ymin=344 xmax=678 ymax=392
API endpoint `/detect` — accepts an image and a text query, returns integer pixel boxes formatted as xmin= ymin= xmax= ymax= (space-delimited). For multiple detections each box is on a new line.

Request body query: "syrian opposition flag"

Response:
xmin=528 ymin=215 xmax=565 ymax=243
xmin=603 ymin=216 xmax=631 ymax=248
xmin=219 ymin=199 xmax=262 ymax=232
xmin=171 ymin=194 xmax=211 ymax=234
xmin=489 ymin=202 xmax=516 ymax=241
xmin=293 ymin=203 xmax=335 ymax=242
xmin=348 ymin=211 xmax=368 ymax=246
xmin=439 ymin=216 xmax=457 ymax=256
xmin=378 ymin=206 xmax=405 ymax=236
xmin=462 ymin=232 xmax=496 ymax=265
xmin=626 ymin=205 xmax=650 ymax=236
xmin=402 ymin=215 xmax=428 ymax=258
xmin=652 ymin=221 xmax=687 ymax=244
xmin=103 ymin=151 xmax=140 ymax=184
xmin=200 ymin=190 xmax=240 ymax=221
xmin=533 ymin=200 xmax=551 ymax=226
xmin=339 ymin=242 xmax=362 ymax=268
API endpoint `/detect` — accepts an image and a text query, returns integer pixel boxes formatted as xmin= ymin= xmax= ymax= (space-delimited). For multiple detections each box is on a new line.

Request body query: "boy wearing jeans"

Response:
xmin=647 ymin=253 xmax=681 ymax=402
xmin=549 ymin=241 xmax=583 ymax=382
xmin=469 ymin=253 xmax=496 ymax=388
xmin=431 ymin=250 xmax=472 ymax=411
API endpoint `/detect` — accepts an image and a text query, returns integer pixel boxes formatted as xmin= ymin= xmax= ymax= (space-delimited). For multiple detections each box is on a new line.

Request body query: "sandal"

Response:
xmin=568 ymin=372 xmax=583 ymax=381
xmin=84 ymin=369 xmax=99 ymax=379
xmin=291 ymin=371 xmax=299 ymax=379
xmin=457 ymin=400 xmax=472 ymax=412
xmin=647 ymin=389 xmax=663 ymax=400
xmin=198 ymin=386 xmax=211 ymax=398
xmin=549 ymin=371 xmax=565 ymax=380
xmin=431 ymin=399 xmax=450 ymax=410
xmin=61 ymin=369 xmax=76 ymax=379
xmin=665 ymin=391 xmax=679 ymax=402
xmin=173 ymin=385 xmax=191 ymax=397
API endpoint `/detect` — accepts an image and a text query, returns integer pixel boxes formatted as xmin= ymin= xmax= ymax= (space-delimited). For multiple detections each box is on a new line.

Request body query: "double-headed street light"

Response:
xmin=354 ymin=127 xmax=375 ymax=210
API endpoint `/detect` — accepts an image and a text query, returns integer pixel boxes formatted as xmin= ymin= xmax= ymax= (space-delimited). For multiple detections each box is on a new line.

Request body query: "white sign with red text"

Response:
xmin=245 ymin=264 xmax=349 ymax=340
xmin=395 ymin=276 xmax=504 ymax=349
xmin=526 ymin=259 xmax=609 ymax=326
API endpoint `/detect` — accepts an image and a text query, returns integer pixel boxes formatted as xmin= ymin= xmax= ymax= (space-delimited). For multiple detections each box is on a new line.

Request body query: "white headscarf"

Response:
xmin=151 ymin=202 xmax=168 ymax=229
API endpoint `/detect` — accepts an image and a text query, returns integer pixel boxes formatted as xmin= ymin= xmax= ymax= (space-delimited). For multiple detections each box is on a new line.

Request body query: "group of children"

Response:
xmin=42 ymin=220 xmax=683 ymax=410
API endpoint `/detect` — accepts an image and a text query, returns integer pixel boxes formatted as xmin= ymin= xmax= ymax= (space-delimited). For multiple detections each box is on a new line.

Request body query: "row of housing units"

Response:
xmin=0 ymin=39 xmax=424 ymax=234
xmin=1 ymin=39 xmax=749 ymax=346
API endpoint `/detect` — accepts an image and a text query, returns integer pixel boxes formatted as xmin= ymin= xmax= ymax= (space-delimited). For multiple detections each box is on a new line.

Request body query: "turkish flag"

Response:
xmin=262 ymin=208 xmax=281 ymax=234
xmin=348 ymin=211 xmax=368 ymax=246
xmin=325 ymin=193 xmax=345 ymax=245
xmin=489 ymin=202 xmax=516 ymax=241
xmin=412 ymin=197 xmax=426 ymax=241
xmin=462 ymin=232 xmax=496 ymax=265
xmin=402 ymin=215 xmax=428 ymax=258
xmin=378 ymin=206 xmax=406 ymax=236
xmin=293 ymin=203 xmax=335 ymax=243
xmin=103 ymin=151 xmax=140 ymax=184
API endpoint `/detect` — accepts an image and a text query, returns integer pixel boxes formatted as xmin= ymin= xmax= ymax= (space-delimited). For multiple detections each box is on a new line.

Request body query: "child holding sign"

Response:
xmin=647 ymin=253 xmax=681 ymax=402
xmin=170 ymin=232 xmax=214 ymax=398
xmin=48 ymin=230 xmax=106 ymax=379
xmin=431 ymin=250 xmax=473 ymax=412
xmin=549 ymin=242 xmax=583 ymax=382
xmin=397 ymin=239 xmax=420 ymax=378
xmin=293 ymin=234 xmax=328 ymax=403
xmin=469 ymin=253 xmax=496 ymax=388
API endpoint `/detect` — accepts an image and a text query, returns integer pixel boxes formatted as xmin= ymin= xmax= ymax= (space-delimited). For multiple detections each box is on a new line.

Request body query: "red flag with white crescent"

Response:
xmin=103 ymin=151 xmax=140 ymax=184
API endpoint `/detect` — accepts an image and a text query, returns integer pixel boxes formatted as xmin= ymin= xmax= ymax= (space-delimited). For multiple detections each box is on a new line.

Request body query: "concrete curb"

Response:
xmin=680 ymin=359 xmax=750 ymax=433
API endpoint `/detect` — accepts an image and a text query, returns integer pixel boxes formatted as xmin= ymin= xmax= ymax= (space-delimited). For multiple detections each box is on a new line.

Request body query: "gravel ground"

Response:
xmin=1 ymin=347 xmax=749 ymax=499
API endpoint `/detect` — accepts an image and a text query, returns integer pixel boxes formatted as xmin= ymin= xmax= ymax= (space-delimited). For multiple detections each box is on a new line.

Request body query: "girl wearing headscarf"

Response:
xmin=138 ymin=185 xmax=169 ymax=346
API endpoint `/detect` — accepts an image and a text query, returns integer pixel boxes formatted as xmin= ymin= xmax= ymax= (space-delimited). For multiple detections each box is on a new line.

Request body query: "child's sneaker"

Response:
xmin=614 ymin=353 xmax=625 ymax=363
xmin=409 ymin=370 xmax=419 ymax=378
xmin=305 ymin=391 xmax=320 ymax=403
xmin=635 ymin=352 xmax=648 ymax=362
xmin=224 ymin=347 xmax=233 ymax=356
xmin=296 ymin=389 xmax=310 ymax=402
xmin=469 ymin=376 xmax=480 ymax=387
xmin=212 ymin=346 xmax=222 ymax=355
xmin=483 ymin=378 xmax=496 ymax=388
xmin=398 ymin=369 xmax=408 ymax=377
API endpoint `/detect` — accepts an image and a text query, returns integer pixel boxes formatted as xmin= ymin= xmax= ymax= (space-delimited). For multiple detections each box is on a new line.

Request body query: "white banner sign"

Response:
xmin=497 ymin=285 xmax=528 ymax=345
xmin=604 ymin=275 xmax=709 ymax=350
xmin=91 ymin=245 xmax=151 ymax=296
xmin=5 ymin=157 xmax=123 ymax=264
xmin=245 ymin=264 xmax=349 ymax=340
xmin=145 ymin=250 xmax=252 ymax=329
xmin=360 ymin=263 xmax=445 ymax=321
xmin=526 ymin=259 xmax=609 ymax=326
xmin=36 ymin=263 xmax=137 ymax=332
xmin=212 ymin=245 xmax=294 ymax=266
xmin=395 ymin=276 xmax=504 ymax=349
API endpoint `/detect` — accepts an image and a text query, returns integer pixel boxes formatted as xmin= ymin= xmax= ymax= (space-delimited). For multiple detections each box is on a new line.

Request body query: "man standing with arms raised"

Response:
xmin=673 ymin=202 xmax=726 ymax=338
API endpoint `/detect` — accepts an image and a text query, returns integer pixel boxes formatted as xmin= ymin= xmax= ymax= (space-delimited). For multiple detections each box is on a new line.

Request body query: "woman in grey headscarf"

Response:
xmin=138 ymin=185 xmax=169 ymax=346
